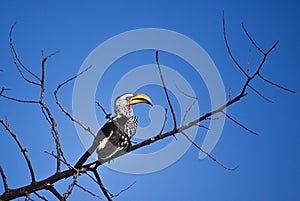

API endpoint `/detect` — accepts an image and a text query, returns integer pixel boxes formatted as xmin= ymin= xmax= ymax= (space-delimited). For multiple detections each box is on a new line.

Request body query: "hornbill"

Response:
xmin=75 ymin=93 xmax=152 ymax=168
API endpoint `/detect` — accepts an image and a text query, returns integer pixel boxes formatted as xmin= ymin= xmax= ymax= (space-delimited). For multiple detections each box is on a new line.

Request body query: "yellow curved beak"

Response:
xmin=130 ymin=94 xmax=153 ymax=106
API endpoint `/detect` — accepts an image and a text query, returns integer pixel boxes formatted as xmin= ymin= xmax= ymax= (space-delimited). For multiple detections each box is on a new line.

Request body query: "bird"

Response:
xmin=74 ymin=93 xmax=152 ymax=168
xmin=95 ymin=93 xmax=153 ymax=162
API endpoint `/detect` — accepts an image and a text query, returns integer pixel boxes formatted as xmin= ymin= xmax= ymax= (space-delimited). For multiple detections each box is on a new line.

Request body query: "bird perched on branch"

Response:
xmin=74 ymin=93 xmax=152 ymax=168
xmin=96 ymin=93 xmax=152 ymax=162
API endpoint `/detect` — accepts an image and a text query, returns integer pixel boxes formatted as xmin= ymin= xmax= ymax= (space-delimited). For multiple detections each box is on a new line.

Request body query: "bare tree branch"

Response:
xmin=258 ymin=74 xmax=296 ymax=93
xmin=5 ymin=25 xmax=65 ymax=173
xmin=75 ymin=183 xmax=102 ymax=200
xmin=222 ymin=11 xmax=249 ymax=78
xmin=197 ymin=124 xmax=210 ymax=130
xmin=54 ymin=66 xmax=95 ymax=137
xmin=96 ymin=101 xmax=113 ymax=121
xmin=181 ymin=97 xmax=198 ymax=126
xmin=241 ymin=22 xmax=265 ymax=54
xmin=221 ymin=111 xmax=259 ymax=135
xmin=248 ymin=84 xmax=274 ymax=103
xmin=111 ymin=181 xmax=136 ymax=198
xmin=46 ymin=185 xmax=63 ymax=200
xmin=33 ymin=192 xmax=48 ymax=201
xmin=156 ymin=51 xmax=177 ymax=129
xmin=9 ymin=22 xmax=40 ymax=85
xmin=159 ymin=108 xmax=168 ymax=135
xmin=181 ymin=131 xmax=237 ymax=171
xmin=63 ymin=174 xmax=79 ymax=200
xmin=0 ymin=93 xmax=39 ymax=104
xmin=93 ymin=170 xmax=113 ymax=201
xmin=38 ymin=51 xmax=64 ymax=172
xmin=0 ymin=119 xmax=36 ymax=183
xmin=0 ymin=166 xmax=9 ymax=192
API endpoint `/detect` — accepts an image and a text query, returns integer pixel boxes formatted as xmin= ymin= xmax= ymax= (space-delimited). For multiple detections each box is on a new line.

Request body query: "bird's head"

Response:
xmin=114 ymin=93 xmax=153 ymax=118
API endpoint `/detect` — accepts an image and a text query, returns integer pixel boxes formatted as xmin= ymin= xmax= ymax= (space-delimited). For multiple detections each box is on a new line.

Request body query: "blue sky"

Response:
xmin=0 ymin=1 xmax=300 ymax=201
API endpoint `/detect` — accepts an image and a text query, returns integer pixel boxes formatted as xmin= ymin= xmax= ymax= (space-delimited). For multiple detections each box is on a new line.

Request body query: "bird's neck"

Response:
xmin=111 ymin=113 xmax=137 ymax=137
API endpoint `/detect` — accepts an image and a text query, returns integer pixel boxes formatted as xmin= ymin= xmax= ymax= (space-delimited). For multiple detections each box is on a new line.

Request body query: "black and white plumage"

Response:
xmin=96 ymin=93 xmax=152 ymax=162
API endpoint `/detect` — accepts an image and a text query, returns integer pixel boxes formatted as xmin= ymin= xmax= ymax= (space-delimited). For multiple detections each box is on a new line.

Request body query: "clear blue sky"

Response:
xmin=0 ymin=1 xmax=299 ymax=201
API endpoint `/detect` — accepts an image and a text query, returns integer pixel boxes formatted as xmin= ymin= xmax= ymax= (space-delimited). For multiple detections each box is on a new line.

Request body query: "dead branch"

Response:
xmin=181 ymin=131 xmax=237 ymax=171
xmin=248 ymin=84 xmax=274 ymax=103
xmin=111 ymin=181 xmax=136 ymax=198
xmin=39 ymin=51 xmax=64 ymax=172
xmin=159 ymin=108 xmax=168 ymax=135
xmin=6 ymin=23 xmax=64 ymax=173
xmin=0 ymin=119 xmax=36 ymax=183
xmin=258 ymin=74 xmax=296 ymax=93
xmin=54 ymin=66 xmax=95 ymax=137
xmin=9 ymin=23 xmax=40 ymax=86
xmin=0 ymin=93 xmax=39 ymax=104
xmin=75 ymin=183 xmax=102 ymax=200
xmin=46 ymin=185 xmax=63 ymax=200
xmin=0 ymin=166 xmax=9 ymax=192
xmin=63 ymin=173 xmax=79 ymax=200
xmin=197 ymin=124 xmax=210 ymax=130
xmin=156 ymin=51 xmax=177 ymax=129
xmin=96 ymin=101 xmax=113 ymax=121
xmin=93 ymin=170 xmax=113 ymax=201
xmin=33 ymin=192 xmax=48 ymax=201
xmin=220 ymin=111 xmax=258 ymax=135
xmin=181 ymin=97 xmax=198 ymax=126
xmin=222 ymin=14 xmax=249 ymax=78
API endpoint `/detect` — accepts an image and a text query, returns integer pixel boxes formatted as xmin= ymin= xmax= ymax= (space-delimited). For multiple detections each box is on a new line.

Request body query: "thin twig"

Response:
xmin=44 ymin=151 xmax=72 ymax=170
xmin=181 ymin=131 xmax=237 ymax=171
xmin=39 ymin=51 xmax=63 ymax=172
xmin=159 ymin=108 xmax=168 ymax=135
xmin=248 ymin=84 xmax=274 ymax=103
xmin=0 ymin=87 xmax=5 ymax=96
xmin=156 ymin=51 xmax=177 ymax=129
xmin=198 ymin=124 xmax=210 ymax=130
xmin=40 ymin=101 xmax=62 ymax=172
xmin=240 ymin=40 xmax=279 ymax=95
xmin=0 ymin=119 xmax=36 ymax=183
xmin=0 ymin=166 xmax=9 ymax=192
xmin=258 ymin=74 xmax=296 ymax=93
xmin=33 ymin=192 xmax=47 ymax=201
xmin=9 ymin=23 xmax=41 ymax=85
xmin=222 ymin=11 xmax=249 ymax=78
xmin=242 ymin=23 xmax=265 ymax=54
xmin=96 ymin=102 xmax=112 ymax=121
xmin=221 ymin=111 xmax=259 ymax=135
xmin=75 ymin=183 xmax=102 ymax=200
xmin=174 ymin=83 xmax=199 ymax=126
xmin=54 ymin=66 xmax=95 ymax=137
xmin=111 ymin=181 xmax=136 ymax=198
xmin=63 ymin=173 xmax=79 ymax=200
xmin=174 ymin=82 xmax=198 ymax=99
xmin=181 ymin=98 xmax=198 ymax=126
xmin=93 ymin=170 xmax=113 ymax=201
xmin=0 ymin=94 xmax=39 ymax=104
